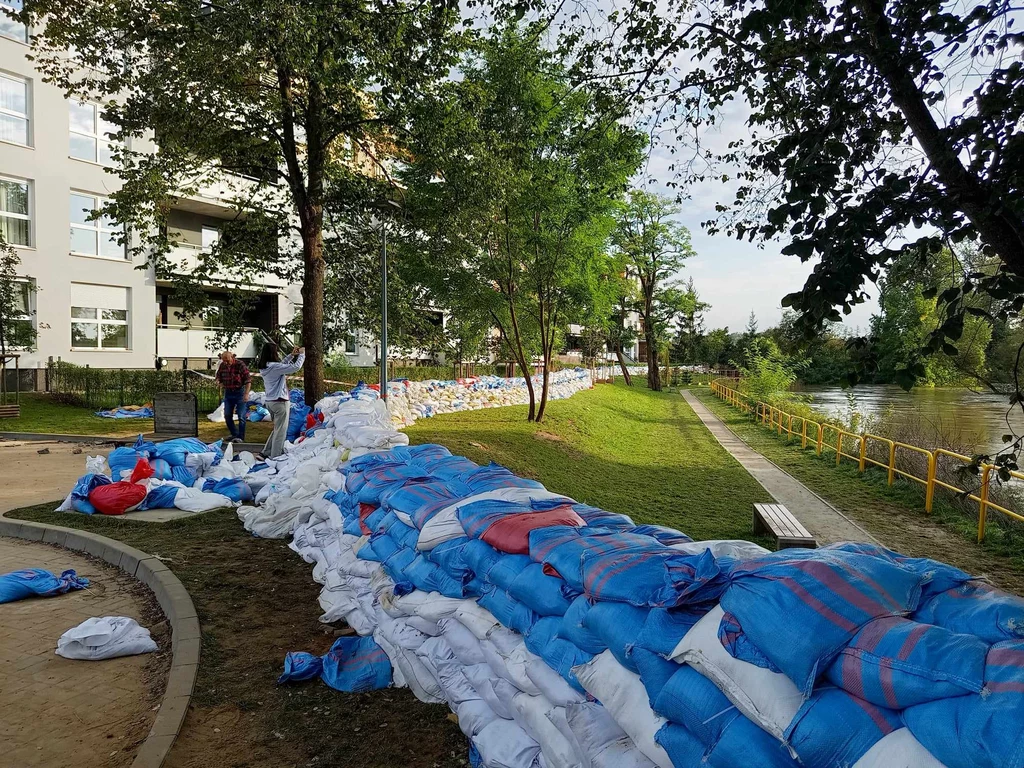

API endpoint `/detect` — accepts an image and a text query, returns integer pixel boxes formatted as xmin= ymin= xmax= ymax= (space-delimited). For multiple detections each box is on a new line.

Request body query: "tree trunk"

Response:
xmin=299 ymin=205 xmax=325 ymax=404
xmin=507 ymin=298 xmax=536 ymax=421
xmin=646 ymin=323 xmax=661 ymax=391
xmin=615 ymin=345 xmax=633 ymax=386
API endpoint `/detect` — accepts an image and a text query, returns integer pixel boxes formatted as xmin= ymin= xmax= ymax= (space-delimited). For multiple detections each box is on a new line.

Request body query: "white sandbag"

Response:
xmin=85 ymin=455 xmax=109 ymax=476
xmin=55 ymin=490 xmax=75 ymax=513
xmin=512 ymin=693 xmax=583 ymax=768
xmin=669 ymin=604 xmax=802 ymax=742
xmin=545 ymin=707 xmax=587 ymax=768
xmin=404 ymin=616 xmax=440 ymax=636
xmin=343 ymin=558 xmax=381 ymax=579
xmin=55 ymin=616 xmax=157 ymax=660
xmin=482 ymin=637 xmax=541 ymax=696
xmin=241 ymin=495 xmax=307 ymax=538
xmin=344 ymin=607 xmax=376 ymax=636
xmin=436 ymin=658 xmax=483 ymax=707
xmin=852 ymin=728 xmax=949 ymax=768
xmin=474 ymin=718 xmax=543 ymax=768
xmin=184 ymin=451 xmax=218 ymax=475
xmin=572 ymin=651 xmax=672 ymax=768
xmin=321 ymin=471 xmax=346 ymax=492
xmin=207 ymin=402 xmax=225 ymax=422
xmin=440 ymin=617 xmax=488 ymax=665
xmin=526 ymin=656 xmax=586 ymax=707
xmin=455 ymin=602 xmax=503 ymax=640
xmin=457 ymin=697 xmax=502 ymax=738
xmin=373 ymin=628 xmax=444 ymax=704
xmin=670 ymin=539 xmax=771 ymax=560
xmin=173 ymin=487 xmax=235 ymax=513
xmin=415 ymin=635 xmax=456 ymax=668
xmin=390 ymin=591 xmax=472 ymax=623
xmin=465 ymin=663 xmax=517 ymax=720
xmin=564 ymin=702 xmax=657 ymax=768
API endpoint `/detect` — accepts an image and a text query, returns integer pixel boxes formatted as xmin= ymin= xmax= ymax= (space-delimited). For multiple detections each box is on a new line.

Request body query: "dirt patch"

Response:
xmin=7 ymin=507 xmax=466 ymax=768
xmin=534 ymin=431 xmax=564 ymax=442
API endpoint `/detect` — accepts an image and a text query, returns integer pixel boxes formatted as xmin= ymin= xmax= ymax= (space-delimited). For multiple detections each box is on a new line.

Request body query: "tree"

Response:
xmin=23 ymin=0 xmax=462 ymax=403
xmin=0 ymin=239 xmax=35 ymax=359
xmin=672 ymin=277 xmax=708 ymax=364
xmin=699 ymin=327 xmax=733 ymax=369
xmin=402 ymin=26 xmax=643 ymax=419
xmin=612 ymin=191 xmax=695 ymax=391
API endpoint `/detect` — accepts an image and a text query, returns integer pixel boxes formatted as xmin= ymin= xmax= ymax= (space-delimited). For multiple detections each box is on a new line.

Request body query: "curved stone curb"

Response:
xmin=0 ymin=514 xmax=198 ymax=768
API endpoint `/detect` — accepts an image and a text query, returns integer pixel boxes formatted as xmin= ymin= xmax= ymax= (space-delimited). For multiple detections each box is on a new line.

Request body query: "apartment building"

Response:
xmin=0 ymin=15 xmax=383 ymax=379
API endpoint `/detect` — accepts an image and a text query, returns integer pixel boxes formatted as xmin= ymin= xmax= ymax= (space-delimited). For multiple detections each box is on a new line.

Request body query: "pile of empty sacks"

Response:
xmin=235 ymin=399 xmax=1023 ymax=768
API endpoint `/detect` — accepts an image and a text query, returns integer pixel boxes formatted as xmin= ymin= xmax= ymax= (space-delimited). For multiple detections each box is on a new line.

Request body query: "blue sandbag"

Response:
xmin=654 ymin=724 xmax=709 ymax=767
xmin=462 ymin=539 xmax=503 ymax=577
xmin=133 ymin=434 xmax=158 ymax=455
xmin=140 ymin=484 xmax=182 ymax=511
xmin=635 ymin=606 xmax=705 ymax=656
xmin=534 ymin=635 xmax=593 ymax=693
xmin=277 ymin=652 xmax=323 ymax=683
xmin=718 ymin=610 xmax=780 ymax=671
xmin=170 ymin=465 xmax=197 ymax=486
xmin=582 ymin=601 xmax=650 ymax=673
xmin=356 ymin=538 xmax=382 ymax=562
xmin=344 ymin=516 xmax=364 ymax=537
xmin=459 ymin=462 xmax=545 ymax=493
xmin=404 ymin=555 xmax=468 ymax=598
xmin=785 ymin=687 xmax=902 ymax=767
xmin=913 ymin=580 xmax=1024 ymax=644
xmin=631 ymin=647 xmax=681 ymax=706
xmin=508 ymin=563 xmax=575 ymax=616
xmin=148 ymin=458 xmax=174 ymax=480
xmin=557 ymin=596 xmax=606 ymax=654
xmin=0 ymin=568 xmax=89 ymax=603
xmin=108 ymin=447 xmax=142 ymax=479
xmin=320 ymin=636 xmax=392 ymax=692
xmin=153 ymin=437 xmax=209 ymax=467
xmin=572 ymin=503 xmax=634 ymax=529
xmin=382 ymin=547 xmax=417 ymax=584
xmin=904 ymin=640 xmax=1024 ymax=768
xmin=286 ymin=404 xmax=311 ymax=442
xmin=654 ymin=667 xmax=801 ymax=768
xmin=720 ymin=545 xmax=928 ymax=693
xmin=387 ymin=519 xmax=420 ymax=550
xmin=363 ymin=507 xmax=386 ymax=532
xmin=426 ymin=538 xmax=477 ymax=584
xmin=628 ymin=524 xmax=693 ymax=545
xmin=72 ymin=498 xmax=98 ymax=515
xmin=486 ymin=554 xmax=533 ymax=591
xmin=824 ymin=615 xmax=987 ymax=708
xmin=202 ymin=477 xmax=253 ymax=503
xmin=73 ymin=473 xmax=111 ymax=500
xmin=479 ymin=588 xmax=537 ymax=635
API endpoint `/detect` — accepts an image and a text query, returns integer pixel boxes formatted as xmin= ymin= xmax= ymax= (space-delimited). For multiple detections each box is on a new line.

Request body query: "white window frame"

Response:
xmin=69 ymin=191 xmax=125 ymax=260
xmin=0 ymin=72 xmax=29 ymax=147
xmin=0 ymin=0 xmax=28 ymax=44
xmin=0 ymin=174 xmax=31 ymax=247
xmin=68 ymin=101 xmax=121 ymax=166
xmin=70 ymin=305 xmax=129 ymax=351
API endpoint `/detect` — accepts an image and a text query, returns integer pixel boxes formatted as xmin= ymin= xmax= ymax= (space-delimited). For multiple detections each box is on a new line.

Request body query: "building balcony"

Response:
xmin=156 ymin=325 xmax=258 ymax=360
xmin=163 ymin=243 xmax=288 ymax=291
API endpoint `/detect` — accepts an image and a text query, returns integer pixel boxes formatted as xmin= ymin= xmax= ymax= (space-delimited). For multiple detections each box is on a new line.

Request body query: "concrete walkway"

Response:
xmin=681 ymin=390 xmax=878 ymax=545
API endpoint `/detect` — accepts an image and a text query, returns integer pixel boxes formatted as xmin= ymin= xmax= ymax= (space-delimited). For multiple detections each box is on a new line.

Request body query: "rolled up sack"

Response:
xmin=55 ymin=616 xmax=158 ymax=660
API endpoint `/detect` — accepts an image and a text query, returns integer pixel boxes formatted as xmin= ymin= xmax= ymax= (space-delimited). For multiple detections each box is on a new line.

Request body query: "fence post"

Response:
xmin=84 ymin=364 xmax=90 ymax=408
xmin=925 ymin=451 xmax=937 ymax=513
xmin=777 ymin=410 xmax=782 ymax=436
xmin=816 ymin=424 xmax=823 ymax=455
xmin=887 ymin=443 xmax=896 ymax=485
xmin=119 ymin=369 xmax=125 ymax=407
xmin=182 ymin=359 xmax=189 ymax=392
xmin=836 ymin=433 xmax=842 ymax=466
xmin=978 ymin=465 xmax=991 ymax=543
xmin=859 ymin=435 xmax=867 ymax=473
xmin=801 ymin=419 xmax=808 ymax=449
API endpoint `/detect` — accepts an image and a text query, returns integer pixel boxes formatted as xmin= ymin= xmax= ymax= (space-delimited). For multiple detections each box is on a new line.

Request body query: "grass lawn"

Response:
xmin=0 ymin=392 xmax=273 ymax=444
xmin=7 ymin=382 xmax=771 ymax=768
xmin=694 ymin=388 xmax=1024 ymax=594
xmin=406 ymin=379 xmax=773 ymax=540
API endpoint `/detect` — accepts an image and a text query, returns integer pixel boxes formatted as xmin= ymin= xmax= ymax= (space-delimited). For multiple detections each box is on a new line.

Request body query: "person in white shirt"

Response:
xmin=257 ymin=342 xmax=305 ymax=458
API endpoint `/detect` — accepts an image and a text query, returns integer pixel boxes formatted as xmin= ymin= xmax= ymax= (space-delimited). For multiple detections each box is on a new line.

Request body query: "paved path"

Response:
xmin=681 ymin=390 xmax=878 ymax=545
xmin=0 ymin=537 xmax=169 ymax=768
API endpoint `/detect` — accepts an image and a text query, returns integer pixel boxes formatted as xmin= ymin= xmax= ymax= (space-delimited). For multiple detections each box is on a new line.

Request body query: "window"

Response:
xmin=69 ymin=101 xmax=119 ymax=165
xmin=0 ymin=74 xmax=28 ymax=145
xmin=70 ymin=284 xmax=129 ymax=350
xmin=201 ymin=225 xmax=220 ymax=250
xmin=0 ymin=0 xmax=27 ymax=43
xmin=0 ymin=176 xmax=29 ymax=246
xmin=70 ymin=192 xmax=124 ymax=259
xmin=2 ymin=279 xmax=33 ymax=348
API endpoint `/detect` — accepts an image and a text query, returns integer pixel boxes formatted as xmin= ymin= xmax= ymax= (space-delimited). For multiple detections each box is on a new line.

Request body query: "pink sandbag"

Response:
xmin=480 ymin=505 xmax=585 ymax=555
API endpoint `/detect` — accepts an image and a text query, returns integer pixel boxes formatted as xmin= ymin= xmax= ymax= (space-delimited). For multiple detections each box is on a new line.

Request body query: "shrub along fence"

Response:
xmin=710 ymin=379 xmax=1024 ymax=544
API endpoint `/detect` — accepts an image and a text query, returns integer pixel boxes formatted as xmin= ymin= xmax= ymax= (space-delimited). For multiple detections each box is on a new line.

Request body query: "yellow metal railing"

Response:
xmin=709 ymin=380 xmax=1024 ymax=543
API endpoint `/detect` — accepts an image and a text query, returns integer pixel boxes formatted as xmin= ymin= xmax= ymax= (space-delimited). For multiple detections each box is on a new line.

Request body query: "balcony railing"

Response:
xmin=156 ymin=325 xmax=258 ymax=359
xmin=163 ymin=243 xmax=288 ymax=290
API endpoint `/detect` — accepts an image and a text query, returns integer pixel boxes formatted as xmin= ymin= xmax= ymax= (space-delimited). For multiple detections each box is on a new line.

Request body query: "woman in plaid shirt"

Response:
xmin=215 ymin=351 xmax=251 ymax=442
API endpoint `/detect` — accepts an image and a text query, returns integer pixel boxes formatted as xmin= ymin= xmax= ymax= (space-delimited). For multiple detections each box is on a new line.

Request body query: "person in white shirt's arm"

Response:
xmin=257 ymin=342 xmax=305 ymax=458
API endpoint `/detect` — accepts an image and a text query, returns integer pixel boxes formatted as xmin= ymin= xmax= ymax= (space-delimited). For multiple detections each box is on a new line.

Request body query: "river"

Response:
xmin=794 ymin=385 xmax=1024 ymax=454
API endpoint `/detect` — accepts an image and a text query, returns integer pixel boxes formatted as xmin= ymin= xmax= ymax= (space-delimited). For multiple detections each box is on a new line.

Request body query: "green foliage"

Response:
xmin=0 ymin=237 xmax=34 ymax=356
xmin=734 ymin=337 xmax=803 ymax=404
xmin=401 ymin=26 xmax=644 ymax=419
xmin=612 ymin=190 xmax=696 ymax=390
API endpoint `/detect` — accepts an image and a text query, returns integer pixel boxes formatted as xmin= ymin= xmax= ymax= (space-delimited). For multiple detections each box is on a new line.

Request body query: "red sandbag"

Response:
xmin=89 ymin=481 xmax=147 ymax=515
xmin=359 ymin=502 xmax=378 ymax=535
xmin=481 ymin=505 xmax=586 ymax=555
xmin=305 ymin=413 xmax=317 ymax=430
xmin=129 ymin=457 xmax=155 ymax=484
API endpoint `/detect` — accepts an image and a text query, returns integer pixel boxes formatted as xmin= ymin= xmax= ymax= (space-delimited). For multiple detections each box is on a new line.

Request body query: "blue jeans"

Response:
xmin=224 ymin=389 xmax=246 ymax=440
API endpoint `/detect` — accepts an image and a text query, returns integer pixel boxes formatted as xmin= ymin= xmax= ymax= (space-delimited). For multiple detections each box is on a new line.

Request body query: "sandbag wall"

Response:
xmin=251 ymin=396 xmax=1024 ymax=768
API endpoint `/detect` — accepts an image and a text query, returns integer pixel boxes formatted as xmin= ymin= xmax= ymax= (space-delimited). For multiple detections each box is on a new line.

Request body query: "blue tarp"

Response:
xmin=95 ymin=406 xmax=155 ymax=419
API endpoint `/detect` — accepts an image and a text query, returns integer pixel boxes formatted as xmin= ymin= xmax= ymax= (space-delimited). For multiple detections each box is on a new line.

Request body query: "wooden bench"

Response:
xmin=0 ymin=403 xmax=20 ymax=419
xmin=753 ymin=503 xmax=817 ymax=550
